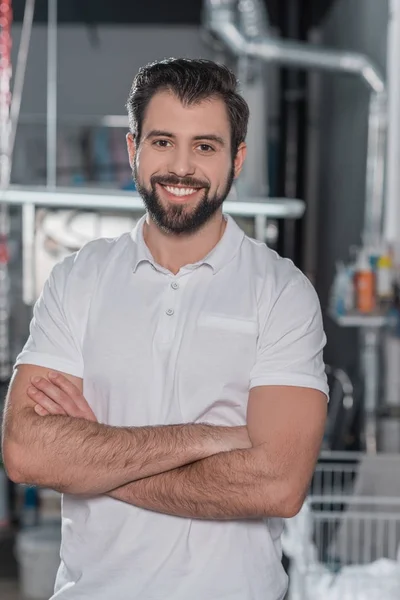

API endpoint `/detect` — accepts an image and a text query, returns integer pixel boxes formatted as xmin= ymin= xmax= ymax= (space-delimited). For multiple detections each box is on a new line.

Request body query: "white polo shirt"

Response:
xmin=15 ymin=213 xmax=328 ymax=600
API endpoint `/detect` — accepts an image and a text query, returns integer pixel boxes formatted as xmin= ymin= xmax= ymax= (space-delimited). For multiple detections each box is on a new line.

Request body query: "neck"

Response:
xmin=143 ymin=211 xmax=226 ymax=275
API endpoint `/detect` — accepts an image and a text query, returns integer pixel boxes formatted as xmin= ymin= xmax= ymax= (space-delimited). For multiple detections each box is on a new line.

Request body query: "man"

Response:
xmin=2 ymin=58 xmax=328 ymax=600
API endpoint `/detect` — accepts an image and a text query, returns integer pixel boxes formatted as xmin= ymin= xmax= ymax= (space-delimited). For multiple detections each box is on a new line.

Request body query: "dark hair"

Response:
xmin=126 ymin=58 xmax=249 ymax=158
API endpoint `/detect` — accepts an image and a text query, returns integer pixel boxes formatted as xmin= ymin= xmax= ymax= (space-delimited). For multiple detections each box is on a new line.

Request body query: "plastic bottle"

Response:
xmin=355 ymin=249 xmax=375 ymax=313
xmin=377 ymin=251 xmax=393 ymax=307
xmin=329 ymin=262 xmax=356 ymax=317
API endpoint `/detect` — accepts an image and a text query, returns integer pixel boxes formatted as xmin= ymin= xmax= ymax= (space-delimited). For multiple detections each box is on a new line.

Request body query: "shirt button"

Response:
xmin=166 ymin=308 xmax=174 ymax=316
xmin=171 ymin=282 xmax=179 ymax=290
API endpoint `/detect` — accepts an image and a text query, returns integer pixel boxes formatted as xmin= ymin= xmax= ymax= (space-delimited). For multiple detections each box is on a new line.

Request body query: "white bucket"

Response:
xmin=15 ymin=523 xmax=61 ymax=600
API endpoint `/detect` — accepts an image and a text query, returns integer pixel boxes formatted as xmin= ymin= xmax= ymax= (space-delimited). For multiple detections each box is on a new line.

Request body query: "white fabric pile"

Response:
xmin=282 ymin=501 xmax=400 ymax=600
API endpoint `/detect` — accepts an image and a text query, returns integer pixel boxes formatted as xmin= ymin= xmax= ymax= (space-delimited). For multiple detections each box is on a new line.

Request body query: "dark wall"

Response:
xmin=12 ymin=0 xmax=204 ymax=24
xmin=12 ymin=0 xmax=336 ymax=25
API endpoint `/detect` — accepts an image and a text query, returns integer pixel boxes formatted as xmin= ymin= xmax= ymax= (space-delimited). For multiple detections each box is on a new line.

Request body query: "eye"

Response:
xmin=197 ymin=144 xmax=215 ymax=153
xmin=153 ymin=139 xmax=172 ymax=148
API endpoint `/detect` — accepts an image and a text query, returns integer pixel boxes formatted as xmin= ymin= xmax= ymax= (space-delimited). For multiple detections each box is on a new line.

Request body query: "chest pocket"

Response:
xmin=187 ymin=313 xmax=258 ymax=396
xmin=197 ymin=314 xmax=258 ymax=335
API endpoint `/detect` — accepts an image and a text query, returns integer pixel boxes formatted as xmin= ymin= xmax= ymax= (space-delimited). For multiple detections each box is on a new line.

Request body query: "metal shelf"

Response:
xmin=0 ymin=185 xmax=305 ymax=219
xmin=329 ymin=311 xmax=392 ymax=328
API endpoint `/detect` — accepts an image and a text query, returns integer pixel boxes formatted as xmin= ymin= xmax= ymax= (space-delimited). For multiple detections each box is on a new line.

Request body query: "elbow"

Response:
xmin=279 ymin=493 xmax=305 ymax=519
xmin=5 ymin=464 xmax=25 ymax=485
xmin=3 ymin=415 xmax=52 ymax=488
xmin=3 ymin=434 xmax=46 ymax=487
xmin=2 ymin=440 xmax=28 ymax=484
xmin=2 ymin=414 xmax=37 ymax=484
xmin=261 ymin=480 xmax=306 ymax=519
xmin=3 ymin=437 xmax=80 ymax=495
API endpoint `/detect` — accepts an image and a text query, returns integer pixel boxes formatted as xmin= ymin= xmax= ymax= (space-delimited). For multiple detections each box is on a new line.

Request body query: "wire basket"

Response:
xmin=284 ymin=452 xmax=400 ymax=600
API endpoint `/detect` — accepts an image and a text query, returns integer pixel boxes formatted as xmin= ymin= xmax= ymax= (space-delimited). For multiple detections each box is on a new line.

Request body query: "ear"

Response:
xmin=233 ymin=143 xmax=247 ymax=179
xmin=126 ymin=132 xmax=137 ymax=169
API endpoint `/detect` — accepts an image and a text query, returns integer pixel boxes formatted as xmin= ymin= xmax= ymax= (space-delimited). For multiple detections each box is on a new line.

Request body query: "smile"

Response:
xmin=162 ymin=185 xmax=201 ymax=198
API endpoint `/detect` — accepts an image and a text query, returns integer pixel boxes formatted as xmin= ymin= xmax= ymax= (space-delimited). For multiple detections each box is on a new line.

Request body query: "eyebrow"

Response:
xmin=145 ymin=130 xmax=226 ymax=147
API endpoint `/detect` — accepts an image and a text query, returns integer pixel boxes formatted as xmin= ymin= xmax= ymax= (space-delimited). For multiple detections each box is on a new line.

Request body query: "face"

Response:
xmin=127 ymin=90 xmax=246 ymax=235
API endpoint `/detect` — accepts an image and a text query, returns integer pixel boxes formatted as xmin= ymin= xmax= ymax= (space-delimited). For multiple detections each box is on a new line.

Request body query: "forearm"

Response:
xmin=5 ymin=409 xmax=246 ymax=495
xmin=109 ymin=445 xmax=285 ymax=519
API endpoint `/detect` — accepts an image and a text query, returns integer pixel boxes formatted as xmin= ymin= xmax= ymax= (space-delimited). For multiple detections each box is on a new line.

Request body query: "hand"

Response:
xmin=27 ymin=372 xmax=97 ymax=422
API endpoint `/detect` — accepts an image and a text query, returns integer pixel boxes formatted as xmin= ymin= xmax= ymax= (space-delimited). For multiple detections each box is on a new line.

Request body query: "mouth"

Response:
xmin=157 ymin=183 xmax=204 ymax=203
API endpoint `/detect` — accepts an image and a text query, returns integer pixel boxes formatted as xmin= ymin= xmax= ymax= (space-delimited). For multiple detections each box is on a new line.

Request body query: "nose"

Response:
xmin=167 ymin=147 xmax=195 ymax=178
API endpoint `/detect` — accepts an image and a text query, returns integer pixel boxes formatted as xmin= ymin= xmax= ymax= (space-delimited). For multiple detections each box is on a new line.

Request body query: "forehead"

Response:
xmin=142 ymin=90 xmax=230 ymax=139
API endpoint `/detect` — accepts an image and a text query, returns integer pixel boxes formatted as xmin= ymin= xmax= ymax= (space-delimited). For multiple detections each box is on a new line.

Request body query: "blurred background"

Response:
xmin=1 ymin=0 xmax=400 ymax=598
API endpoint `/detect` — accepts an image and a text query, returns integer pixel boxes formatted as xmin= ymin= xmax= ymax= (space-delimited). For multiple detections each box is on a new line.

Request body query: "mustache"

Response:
xmin=151 ymin=175 xmax=210 ymax=190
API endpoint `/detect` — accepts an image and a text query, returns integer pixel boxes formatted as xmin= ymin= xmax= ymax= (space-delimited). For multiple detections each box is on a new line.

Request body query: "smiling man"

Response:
xmin=2 ymin=59 xmax=328 ymax=600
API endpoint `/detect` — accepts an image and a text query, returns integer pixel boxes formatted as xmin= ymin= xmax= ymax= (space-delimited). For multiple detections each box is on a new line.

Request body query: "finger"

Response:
xmin=47 ymin=372 xmax=86 ymax=409
xmin=47 ymin=372 xmax=97 ymax=421
xmin=30 ymin=376 xmax=81 ymax=417
xmin=27 ymin=386 xmax=68 ymax=416
xmin=34 ymin=404 xmax=50 ymax=416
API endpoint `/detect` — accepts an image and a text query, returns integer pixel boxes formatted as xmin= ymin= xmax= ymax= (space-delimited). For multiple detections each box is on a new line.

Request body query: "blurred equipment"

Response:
xmin=203 ymin=0 xmax=387 ymax=251
xmin=0 ymin=185 xmax=304 ymax=305
xmin=0 ymin=0 xmax=14 ymax=384
xmin=0 ymin=0 xmax=36 ymax=533
xmin=324 ymin=366 xmax=361 ymax=452
xmin=13 ymin=483 xmax=62 ymax=598
xmin=380 ymin=0 xmax=400 ymax=454
xmin=16 ymin=522 xmax=61 ymax=600
xmin=283 ymin=452 xmax=400 ymax=600
xmin=34 ymin=209 xmax=140 ymax=297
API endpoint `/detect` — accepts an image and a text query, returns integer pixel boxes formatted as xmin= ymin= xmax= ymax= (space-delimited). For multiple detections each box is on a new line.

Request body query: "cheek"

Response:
xmin=209 ymin=164 xmax=232 ymax=193
xmin=136 ymin=149 xmax=165 ymax=181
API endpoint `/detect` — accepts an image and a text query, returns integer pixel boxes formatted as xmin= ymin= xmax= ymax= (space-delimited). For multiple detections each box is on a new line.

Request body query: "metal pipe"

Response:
xmin=22 ymin=203 xmax=36 ymax=306
xmin=206 ymin=10 xmax=385 ymax=93
xmin=303 ymin=28 xmax=323 ymax=282
xmin=204 ymin=0 xmax=387 ymax=247
xmin=8 ymin=0 xmax=36 ymax=164
xmin=7 ymin=0 xmax=37 ymax=319
xmin=249 ymin=38 xmax=385 ymax=94
xmin=236 ymin=0 xmax=270 ymax=200
xmin=0 ymin=185 xmax=305 ymax=218
xmin=364 ymin=92 xmax=387 ymax=248
xmin=237 ymin=0 xmax=269 ymax=38
xmin=47 ymin=0 xmax=58 ymax=189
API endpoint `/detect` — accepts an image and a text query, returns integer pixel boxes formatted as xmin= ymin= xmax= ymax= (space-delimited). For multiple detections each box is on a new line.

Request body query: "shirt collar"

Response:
xmin=130 ymin=213 xmax=245 ymax=275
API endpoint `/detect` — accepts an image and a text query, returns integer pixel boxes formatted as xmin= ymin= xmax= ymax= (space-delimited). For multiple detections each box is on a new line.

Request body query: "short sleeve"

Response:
xmin=14 ymin=255 xmax=84 ymax=378
xmin=249 ymin=273 xmax=329 ymax=399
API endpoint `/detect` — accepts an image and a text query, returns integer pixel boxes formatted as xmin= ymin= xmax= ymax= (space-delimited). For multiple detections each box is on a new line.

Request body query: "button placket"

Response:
xmin=160 ymin=277 xmax=183 ymax=344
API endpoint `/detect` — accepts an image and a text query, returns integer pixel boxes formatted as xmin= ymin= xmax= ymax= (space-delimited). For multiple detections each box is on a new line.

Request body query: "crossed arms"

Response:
xmin=1 ymin=365 xmax=326 ymax=520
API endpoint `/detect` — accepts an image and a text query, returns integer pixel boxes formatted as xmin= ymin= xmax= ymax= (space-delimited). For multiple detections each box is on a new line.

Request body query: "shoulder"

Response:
xmin=242 ymin=235 xmax=317 ymax=308
xmin=49 ymin=233 xmax=133 ymax=297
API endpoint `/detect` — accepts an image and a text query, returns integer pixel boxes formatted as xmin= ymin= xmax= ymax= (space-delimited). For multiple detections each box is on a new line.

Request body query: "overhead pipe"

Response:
xmin=235 ymin=0 xmax=271 ymax=242
xmin=235 ymin=0 xmax=270 ymax=200
xmin=47 ymin=0 xmax=58 ymax=189
xmin=204 ymin=0 xmax=385 ymax=93
xmin=237 ymin=0 xmax=269 ymax=38
xmin=204 ymin=0 xmax=387 ymax=247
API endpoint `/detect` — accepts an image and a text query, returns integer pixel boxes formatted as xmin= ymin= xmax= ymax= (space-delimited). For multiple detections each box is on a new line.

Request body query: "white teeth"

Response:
xmin=164 ymin=186 xmax=198 ymax=197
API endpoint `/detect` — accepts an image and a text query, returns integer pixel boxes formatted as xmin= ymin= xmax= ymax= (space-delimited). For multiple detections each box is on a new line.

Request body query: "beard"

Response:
xmin=133 ymin=162 xmax=235 ymax=235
